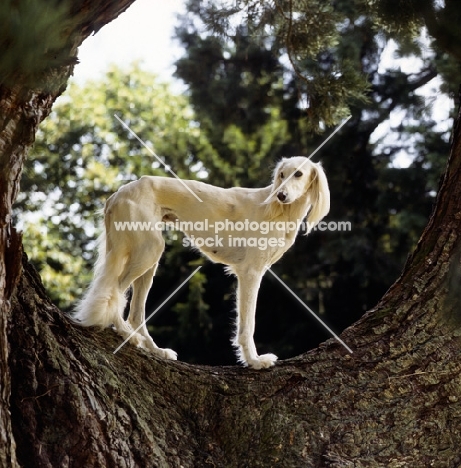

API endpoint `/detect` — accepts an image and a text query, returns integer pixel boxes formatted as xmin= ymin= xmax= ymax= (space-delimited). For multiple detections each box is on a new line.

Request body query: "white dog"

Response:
xmin=73 ymin=156 xmax=330 ymax=369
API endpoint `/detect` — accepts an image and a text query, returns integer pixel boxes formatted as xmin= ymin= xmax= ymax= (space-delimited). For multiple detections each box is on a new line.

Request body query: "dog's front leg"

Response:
xmin=234 ymin=269 xmax=277 ymax=369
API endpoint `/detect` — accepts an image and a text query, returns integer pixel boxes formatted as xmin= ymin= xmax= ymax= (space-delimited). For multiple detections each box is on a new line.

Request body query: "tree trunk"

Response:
xmin=0 ymin=1 xmax=137 ymax=466
xmin=3 ymin=1 xmax=461 ymax=466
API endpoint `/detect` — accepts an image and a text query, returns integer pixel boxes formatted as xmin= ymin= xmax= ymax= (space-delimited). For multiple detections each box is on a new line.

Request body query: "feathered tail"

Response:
xmin=72 ymin=230 xmax=127 ymax=329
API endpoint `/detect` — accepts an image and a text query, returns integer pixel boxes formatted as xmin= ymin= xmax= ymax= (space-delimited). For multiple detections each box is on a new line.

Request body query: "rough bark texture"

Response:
xmin=7 ymin=213 xmax=461 ymax=468
xmin=0 ymin=1 xmax=137 ymax=466
xmin=3 ymin=1 xmax=461 ymax=466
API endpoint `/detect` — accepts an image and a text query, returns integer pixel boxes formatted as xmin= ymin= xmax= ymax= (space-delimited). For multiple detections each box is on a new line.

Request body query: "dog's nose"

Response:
xmin=277 ymin=191 xmax=287 ymax=202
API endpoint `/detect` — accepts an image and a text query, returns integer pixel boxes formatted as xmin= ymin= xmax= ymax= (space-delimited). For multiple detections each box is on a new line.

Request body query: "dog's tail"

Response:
xmin=306 ymin=162 xmax=330 ymax=228
xmin=72 ymin=227 xmax=127 ymax=329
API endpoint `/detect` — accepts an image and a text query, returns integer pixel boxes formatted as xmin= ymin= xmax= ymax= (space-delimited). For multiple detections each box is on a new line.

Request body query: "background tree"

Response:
xmin=171 ymin=0 xmax=456 ymax=360
xmin=18 ymin=0 xmax=459 ymax=366
xmin=16 ymin=64 xmax=215 ymax=309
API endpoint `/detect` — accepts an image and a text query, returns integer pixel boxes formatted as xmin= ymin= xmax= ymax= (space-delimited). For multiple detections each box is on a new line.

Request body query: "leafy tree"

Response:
xmin=19 ymin=0 xmax=457 ymax=365
xmin=173 ymin=0 xmax=455 ymax=361
xmin=17 ymin=63 xmax=215 ymax=309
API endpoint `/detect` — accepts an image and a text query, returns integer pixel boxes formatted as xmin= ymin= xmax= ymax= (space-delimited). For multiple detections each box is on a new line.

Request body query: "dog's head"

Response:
xmin=272 ymin=156 xmax=330 ymax=227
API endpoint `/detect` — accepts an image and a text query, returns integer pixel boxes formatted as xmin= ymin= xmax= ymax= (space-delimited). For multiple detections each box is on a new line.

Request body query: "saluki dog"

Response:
xmin=73 ymin=156 xmax=330 ymax=369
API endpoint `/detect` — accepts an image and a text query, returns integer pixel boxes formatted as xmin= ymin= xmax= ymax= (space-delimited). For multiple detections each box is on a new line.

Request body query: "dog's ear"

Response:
xmin=305 ymin=162 xmax=330 ymax=231
xmin=272 ymin=158 xmax=286 ymax=181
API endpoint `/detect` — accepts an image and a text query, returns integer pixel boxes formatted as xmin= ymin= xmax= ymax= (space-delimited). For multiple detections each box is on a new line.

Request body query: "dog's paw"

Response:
xmin=130 ymin=332 xmax=147 ymax=348
xmin=140 ymin=336 xmax=177 ymax=360
xmin=248 ymin=353 xmax=278 ymax=369
xmin=154 ymin=347 xmax=178 ymax=361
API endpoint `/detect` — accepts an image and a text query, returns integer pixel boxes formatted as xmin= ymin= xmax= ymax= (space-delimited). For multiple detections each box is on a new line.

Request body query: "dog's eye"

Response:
xmin=280 ymin=172 xmax=284 ymax=179
xmin=294 ymin=171 xmax=303 ymax=178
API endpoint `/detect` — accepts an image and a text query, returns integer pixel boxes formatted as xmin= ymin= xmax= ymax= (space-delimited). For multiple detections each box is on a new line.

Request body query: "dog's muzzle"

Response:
xmin=277 ymin=191 xmax=288 ymax=203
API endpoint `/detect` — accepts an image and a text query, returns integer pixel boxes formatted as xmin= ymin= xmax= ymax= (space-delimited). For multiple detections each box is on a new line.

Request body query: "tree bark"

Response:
xmin=0 ymin=1 xmax=137 ymax=466
xmin=3 ymin=1 xmax=461 ymax=466
xmin=8 ymin=195 xmax=461 ymax=468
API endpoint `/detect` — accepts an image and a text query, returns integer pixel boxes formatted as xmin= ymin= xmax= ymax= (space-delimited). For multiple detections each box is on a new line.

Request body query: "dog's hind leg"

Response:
xmin=233 ymin=268 xmax=278 ymax=369
xmin=115 ymin=232 xmax=177 ymax=358
xmin=72 ymin=239 xmax=140 ymax=344
xmin=127 ymin=264 xmax=177 ymax=360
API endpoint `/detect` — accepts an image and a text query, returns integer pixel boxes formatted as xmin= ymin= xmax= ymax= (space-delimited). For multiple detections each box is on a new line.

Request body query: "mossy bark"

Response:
xmin=7 ymin=235 xmax=461 ymax=467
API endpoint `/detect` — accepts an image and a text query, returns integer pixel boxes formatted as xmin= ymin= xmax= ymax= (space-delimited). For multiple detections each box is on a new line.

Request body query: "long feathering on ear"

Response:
xmin=306 ymin=163 xmax=330 ymax=229
xmin=261 ymin=158 xmax=284 ymax=206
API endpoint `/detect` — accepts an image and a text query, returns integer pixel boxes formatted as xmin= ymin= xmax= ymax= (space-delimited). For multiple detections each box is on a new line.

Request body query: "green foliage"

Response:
xmin=17 ymin=0 xmax=460 ymax=364
xmin=365 ymin=0 xmax=424 ymax=36
xmin=365 ymin=0 xmax=461 ymax=61
xmin=22 ymin=220 xmax=88 ymax=307
xmin=177 ymin=0 xmax=369 ymax=130
xmin=172 ymin=0 xmax=451 ymax=362
xmin=18 ymin=64 xmax=214 ymax=309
